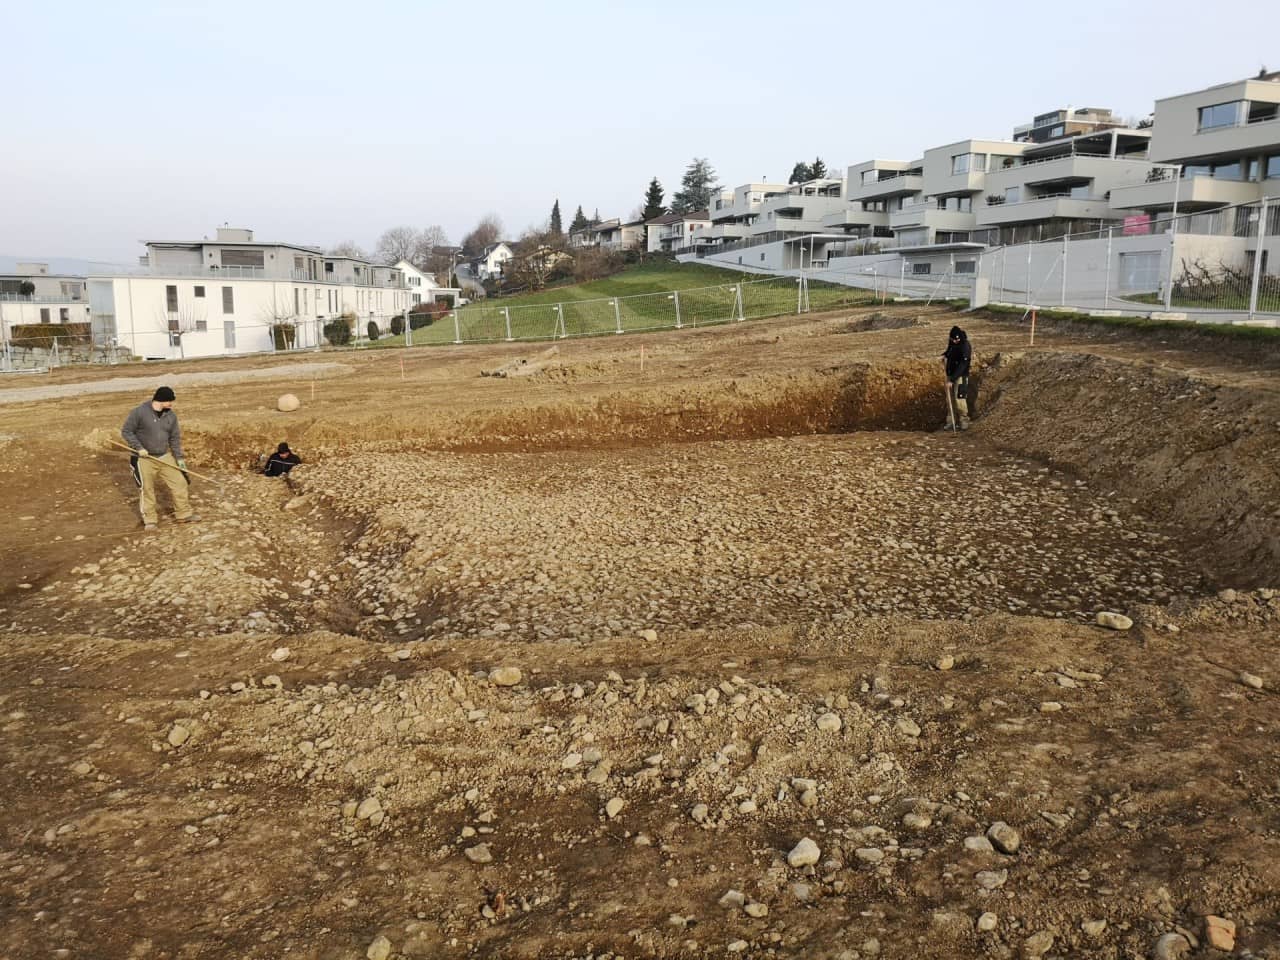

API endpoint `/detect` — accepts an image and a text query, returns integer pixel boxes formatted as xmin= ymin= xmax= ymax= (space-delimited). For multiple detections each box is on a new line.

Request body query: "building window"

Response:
xmin=911 ymin=262 xmax=931 ymax=275
xmin=1212 ymin=160 xmax=1243 ymax=181
xmin=1006 ymin=186 xmax=1021 ymax=204
xmin=165 ymin=285 xmax=179 ymax=312
xmin=1198 ymin=101 xmax=1242 ymax=131
xmin=1050 ymin=125 xmax=1064 ymax=138
xmin=194 ymin=285 xmax=205 ymax=298
xmin=222 ymin=287 xmax=234 ymax=314
xmin=60 ymin=307 xmax=69 ymax=322
xmin=955 ymin=260 xmax=976 ymax=274
xmin=195 ymin=319 xmax=207 ymax=332
xmin=221 ymin=249 xmax=265 ymax=268
xmin=951 ymin=154 xmax=970 ymax=175
xmin=40 ymin=307 xmax=50 ymax=322
xmin=1266 ymin=154 xmax=1280 ymax=179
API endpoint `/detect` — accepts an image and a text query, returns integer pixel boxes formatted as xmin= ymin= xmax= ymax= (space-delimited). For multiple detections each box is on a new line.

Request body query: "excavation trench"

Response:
xmin=188 ymin=350 xmax=1280 ymax=643
xmin=57 ymin=350 xmax=1274 ymax=644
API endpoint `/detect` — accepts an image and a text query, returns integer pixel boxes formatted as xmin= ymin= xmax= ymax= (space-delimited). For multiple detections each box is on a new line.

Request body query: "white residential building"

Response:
xmin=570 ymin=219 xmax=645 ymax=251
xmin=749 ymin=178 xmax=849 ymax=239
xmin=0 ymin=263 xmax=93 ymax=346
xmin=1110 ymin=71 xmax=1280 ymax=215
xmin=693 ymin=182 xmax=790 ymax=250
xmin=86 ymin=227 xmax=412 ymax=360
xmin=468 ymin=242 xmax=514 ymax=282
xmin=394 ymin=259 xmax=461 ymax=306
xmin=646 ymin=211 xmax=711 ymax=253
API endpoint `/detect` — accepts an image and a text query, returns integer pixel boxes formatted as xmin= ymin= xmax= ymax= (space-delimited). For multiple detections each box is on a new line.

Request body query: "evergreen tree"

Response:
xmin=670 ymin=158 xmax=718 ymax=215
xmin=549 ymin=199 xmax=563 ymax=236
xmin=642 ymin=177 xmax=666 ymax=220
xmin=569 ymin=205 xmax=589 ymax=233
xmin=810 ymin=156 xmax=828 ymax=179
xmin=788 ymin=161 xmax=812 ymax=184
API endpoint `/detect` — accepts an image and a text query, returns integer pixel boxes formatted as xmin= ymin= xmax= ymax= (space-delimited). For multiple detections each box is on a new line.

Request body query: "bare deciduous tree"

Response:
xmin=156 ymin=303 xmax=207 ymax=359
xmin=374 ymin=226 xmax=422 ymax=266
xmin=461 ymin=215 xmax=504 ymax=256
xmin=504 ymin=228 xmax=570 ymax=292
xmin=327 ymin=240 xmax=368 ymax=259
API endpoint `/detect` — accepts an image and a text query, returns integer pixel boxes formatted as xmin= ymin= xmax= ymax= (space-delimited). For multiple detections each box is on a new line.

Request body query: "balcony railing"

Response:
xmin=97 ymin=263 xmax=405 ymax=288
xmin=0 ymin=293 xmax=87 ymax=303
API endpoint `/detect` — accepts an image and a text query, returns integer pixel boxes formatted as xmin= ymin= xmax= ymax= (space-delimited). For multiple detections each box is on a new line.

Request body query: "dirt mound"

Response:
xmin=977 ymin=351 xmax=1280 ymax=585
xmin=836 ymin=313 xmax=927 ymax=334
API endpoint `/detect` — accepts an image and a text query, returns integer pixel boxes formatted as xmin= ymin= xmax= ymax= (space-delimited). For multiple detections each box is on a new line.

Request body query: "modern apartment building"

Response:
xmin=0 ymin=263 xmax=93 ymax=343
xmin=748 ymin=178 xmax=849 ymax=238
xmin=570 ymin=219 xmax=645 ymax=250
xmin=872 ymin=139 xmax=1025 ymax=248
xmin=87 ymin=227 xmax=411 ymax=360
xmin=978 ymin=128 xmax=1157 ymax=244
xmin=1013 ymin=107 xmax=1124 ymax=144
xmin=695 ymin=182 xmax=790 ymax=249
xmin=1110 ymin=71 xmax=1280 ymax=214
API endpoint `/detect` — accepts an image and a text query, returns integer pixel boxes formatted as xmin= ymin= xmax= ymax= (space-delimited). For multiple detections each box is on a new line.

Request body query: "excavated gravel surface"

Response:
xmin=299 ymin=435 xmax=1204 ymax=644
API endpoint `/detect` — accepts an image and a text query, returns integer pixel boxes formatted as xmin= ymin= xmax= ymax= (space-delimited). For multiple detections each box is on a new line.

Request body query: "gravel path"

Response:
xmin=0 ymin=361 xmax=352 ymax=405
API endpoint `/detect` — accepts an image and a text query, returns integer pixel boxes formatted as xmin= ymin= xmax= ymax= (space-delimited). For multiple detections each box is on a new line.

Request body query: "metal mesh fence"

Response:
xmin=966 ymin=195 xmax=1279 ymax=321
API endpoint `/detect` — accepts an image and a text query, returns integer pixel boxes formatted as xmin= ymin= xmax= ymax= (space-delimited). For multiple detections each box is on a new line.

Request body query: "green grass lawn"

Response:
xmin=1126 ymin=281 xmax=1280 ymax=313
xmin=395 ymin=262 xmax=879 ymax=345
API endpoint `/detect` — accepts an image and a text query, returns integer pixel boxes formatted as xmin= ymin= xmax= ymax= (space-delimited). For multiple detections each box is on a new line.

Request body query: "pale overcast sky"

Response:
xmin=2 ymin=0 xmax=1277 ymax=265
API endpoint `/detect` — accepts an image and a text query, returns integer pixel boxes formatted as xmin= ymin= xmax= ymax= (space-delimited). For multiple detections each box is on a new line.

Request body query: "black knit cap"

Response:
xmin=949 ymin=326 xmax=964 ymax=340
xmin=153 ymin=386 xmax=176 ymax=402
xmin=277 ymin=442 xmax=291 ymax=454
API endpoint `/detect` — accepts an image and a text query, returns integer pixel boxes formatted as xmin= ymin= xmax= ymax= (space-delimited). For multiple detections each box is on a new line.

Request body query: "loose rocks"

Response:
xmin=815 ymin=711 xmax=842 ymax=733
xmin=366 ymin=935 xmax=391 ymax=960
xmin=977 ymin=912 xmax=998 ymax=932
xmin=277 ymin=393 xmax=300 ymax=413
xmin=605 ymin=797 xmax=625 ymax=819
xmin=986 ymin=821 xmax=1021 ymax=854
xmin=167 ymin=724 xmax=191 ymax=748
xmin=464 ymin=843 xmax=493 ymax=864
xmin=489 ymin=666 xmax=523 ymax=687
xmin=1204 ymin=916 xmax=1235 ymax=951
xmin=1096 ymin=611 xmax=1133 ymax=631
xmin=787 ymin=837 xmax=820 ymax=868
xmin=1153 ymin=932 xmax=1191 ymax=960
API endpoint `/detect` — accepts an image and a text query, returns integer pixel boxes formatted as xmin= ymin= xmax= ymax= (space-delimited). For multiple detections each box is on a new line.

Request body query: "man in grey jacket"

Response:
xmin=122 ymin=386 xmax=199 ymax=531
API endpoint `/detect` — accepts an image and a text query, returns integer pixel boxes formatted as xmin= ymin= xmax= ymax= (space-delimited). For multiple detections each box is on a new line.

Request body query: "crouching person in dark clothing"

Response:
xmin=942 ymin=325 xmax=973 ymax=430
xmin=264 ymin=442 xmax=302 ymax=477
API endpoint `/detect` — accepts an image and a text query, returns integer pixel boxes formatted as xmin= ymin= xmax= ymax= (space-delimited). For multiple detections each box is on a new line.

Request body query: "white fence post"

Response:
xmin=612 ymin=299 xmax=622 ymax=334
xmin=899 ymin=260 xmax=906 ymax=297
xmin=1248 ymin=197 xmax=1269 ymax=321
xmin=1061 ymin=234 xmax=1068 ymax=307
xmin=734 ymin=283 xmax=744 ymax=321
xmin=504 ymin=307 xmax=513 ymax=342
xmin=556 ymin=303 xmax=566 ymax=338
xmin=673 ymin=291 xmax=682 ymax=329
xmin=1025 ymin=243 xmax=1033 ymax=306
xmin=1103 ymin=228 xmax=1113 ymax=308
xmin=452 ymin=308 xmax=461 ymax=345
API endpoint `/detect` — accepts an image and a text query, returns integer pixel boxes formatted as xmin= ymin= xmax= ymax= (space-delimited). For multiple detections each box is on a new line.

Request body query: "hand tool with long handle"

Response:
xmin=107 ymin=439 xmax=224 ymax=488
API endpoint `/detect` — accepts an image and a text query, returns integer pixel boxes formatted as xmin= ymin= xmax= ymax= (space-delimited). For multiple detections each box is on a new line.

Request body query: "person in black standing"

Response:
xmin=942 ymin=325 xmax=972 ymax=431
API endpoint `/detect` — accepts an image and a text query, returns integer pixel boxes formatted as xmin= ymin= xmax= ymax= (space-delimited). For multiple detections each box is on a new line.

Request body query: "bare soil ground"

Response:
xmin=1 ymin=306 xmax=1278 ymax=960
